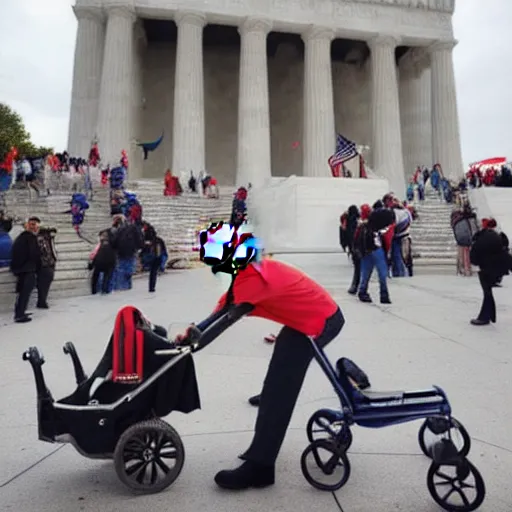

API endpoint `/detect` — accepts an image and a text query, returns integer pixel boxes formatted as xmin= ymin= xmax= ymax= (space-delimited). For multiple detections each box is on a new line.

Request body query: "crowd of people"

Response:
xmin=163 ymin=169 xmax=220 ymax=198
xmin=339 ymin=193 xmax=416 ymax=304
xmin=6 ymin=216 xmax=57 ymax=323
xmin=406 ymin=163 xmax=468 ymax=204
xmin=466 ymin=164 xmax=512 ymax=188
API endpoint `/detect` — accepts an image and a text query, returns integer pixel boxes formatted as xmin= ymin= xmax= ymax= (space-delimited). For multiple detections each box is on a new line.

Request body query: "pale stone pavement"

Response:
xmin=0 ymin=254 xmax=511 ymax=512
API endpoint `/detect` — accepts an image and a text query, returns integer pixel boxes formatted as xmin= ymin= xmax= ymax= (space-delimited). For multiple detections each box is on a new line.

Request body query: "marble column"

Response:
xmin=172 ymin=11 xmax=206 ymax=176
xmin=429 ymin=40 xmax=464 ymax=180
xmin=96 ymin=5 xmax=136 ymax=167
xmin=67 ymin=5 xmax=105 ymax=158
xmin=399 ymin=48 xmax=432 ymax=182
xmin=236 ymin=18 xmax=272 ymax=188
xmin=130 ymin=22 xmax=146 ymax=179
xmin=302 ymin=27 xmax=336 ymax=177
xmin=369 ymin=35 xmax=406 ymax=197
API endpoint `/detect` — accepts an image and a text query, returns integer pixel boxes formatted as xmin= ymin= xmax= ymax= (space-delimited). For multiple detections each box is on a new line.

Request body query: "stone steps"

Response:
xmin=0 ymin=180 xmax=237 ymax=310
xmin=409 ymin=194 xmax=457 ymax=265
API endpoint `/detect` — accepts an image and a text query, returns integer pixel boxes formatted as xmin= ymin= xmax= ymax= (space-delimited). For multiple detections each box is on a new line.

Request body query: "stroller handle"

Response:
xmin=171 ymin=303 xmax=254 ymax=353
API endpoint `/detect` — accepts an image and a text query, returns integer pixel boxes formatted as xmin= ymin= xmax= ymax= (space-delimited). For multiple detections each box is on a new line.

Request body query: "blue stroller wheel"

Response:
xmin=419 ymin=417 xmax=471 ymax=459
xmin=300 ymin=439 xmax=351 ymax=491
xmin=306 ymin=410 xmax=353 ymax=452
xmin=427 ymin=459 xmax=485 ymax=512
xmin=113 ymin=418 xmax=185 ymax=493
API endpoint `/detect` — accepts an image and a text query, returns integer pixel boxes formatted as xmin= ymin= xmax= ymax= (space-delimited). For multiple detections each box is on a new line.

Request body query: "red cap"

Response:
xmin=360 ymin=204 xmax=372 ymax=220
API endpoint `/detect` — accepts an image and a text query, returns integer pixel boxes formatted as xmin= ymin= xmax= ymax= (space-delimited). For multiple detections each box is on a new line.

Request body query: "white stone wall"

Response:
xmin=141 ymin=40 xmax=373 ymax=184
xmin=468 ymin=188 xmax=512 ymax=242
xmin=254 ymin=176 xmax=390 ymax=252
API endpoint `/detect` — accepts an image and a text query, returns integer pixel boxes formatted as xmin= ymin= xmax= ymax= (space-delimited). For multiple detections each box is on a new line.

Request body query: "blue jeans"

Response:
xmin=391 ymin=238 xmax=406 ymax=277
xmin=358 ymin=248 xmax=389 ymax=297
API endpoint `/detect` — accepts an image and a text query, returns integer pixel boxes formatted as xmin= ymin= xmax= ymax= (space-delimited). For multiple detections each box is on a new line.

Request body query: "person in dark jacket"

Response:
xmin=36 ymin=226 xmax=57 ymax=308
xmin=10 ymin=216 xmax=41 ymax=323
xmin=353 ymin=203 xmax=393 ymax=304
xmin=141 ymin=222 xmax=166 ymax=292
xmin=469 ymin=218 xmax=512 ymax=325
xmin=111 ymin=216 xmax=143 ymax=290
xmin=344 ymin=205 xmax=361 ymax=294
xmin=89 ymin=229 xmax=117 ymax=294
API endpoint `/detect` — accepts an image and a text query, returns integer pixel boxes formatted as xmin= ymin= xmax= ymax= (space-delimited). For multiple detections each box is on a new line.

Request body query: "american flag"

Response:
xmin=328 ymin=134 xmax=358 ymax=170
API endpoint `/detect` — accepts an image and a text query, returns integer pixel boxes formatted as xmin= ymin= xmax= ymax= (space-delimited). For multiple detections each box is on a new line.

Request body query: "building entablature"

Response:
xmin=75 ymin=0 xmax=454 ymax=44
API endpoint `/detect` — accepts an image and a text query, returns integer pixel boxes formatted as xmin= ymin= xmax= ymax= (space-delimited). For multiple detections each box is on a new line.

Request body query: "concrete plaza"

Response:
xmin=0 ymin=254 xmax=511 ymax=511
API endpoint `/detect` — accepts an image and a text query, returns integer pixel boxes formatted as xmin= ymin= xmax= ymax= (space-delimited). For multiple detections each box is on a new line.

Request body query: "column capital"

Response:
xmin=302 ymin=25 xmax=335 ymax=43
xmin=368 ymin=34 xmax=401 ymax=50
xmin=239 ymin=17 xmax=273 ymax=36
xmin=399 ymin=47 xmax=430 ymax=78
xmin=175 ymin=10 xmax=207 ymax=28
xmin=428 ymin=40 xmax=458 ymax=54
xmin=104 ymin=3 xmax=136 ymax=23
xmin=72 ymin=5 xmax=105 ymax=22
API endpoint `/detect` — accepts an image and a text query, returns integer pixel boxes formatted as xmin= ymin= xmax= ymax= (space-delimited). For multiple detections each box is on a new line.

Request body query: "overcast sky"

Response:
xmin=0 ymin=0 xmax=510 ymax=167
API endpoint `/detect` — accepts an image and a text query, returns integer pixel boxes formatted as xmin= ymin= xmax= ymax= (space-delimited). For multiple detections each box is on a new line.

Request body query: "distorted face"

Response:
xmin=26 ymin=219 xmax=40 ymax=234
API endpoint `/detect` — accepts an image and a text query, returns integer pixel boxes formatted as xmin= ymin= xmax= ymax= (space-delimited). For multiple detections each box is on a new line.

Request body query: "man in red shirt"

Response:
xmin=178 ymin=223 xmax=344 ymax=490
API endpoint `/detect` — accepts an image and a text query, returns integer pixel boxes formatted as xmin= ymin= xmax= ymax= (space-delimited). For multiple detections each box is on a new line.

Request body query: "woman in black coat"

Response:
xmin=469 ymin=218 xmax=512 ymax=325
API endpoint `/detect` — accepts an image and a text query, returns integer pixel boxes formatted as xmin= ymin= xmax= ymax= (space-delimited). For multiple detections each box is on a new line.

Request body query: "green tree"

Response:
xmin=0 ymin=103 xmax=53 ymax=159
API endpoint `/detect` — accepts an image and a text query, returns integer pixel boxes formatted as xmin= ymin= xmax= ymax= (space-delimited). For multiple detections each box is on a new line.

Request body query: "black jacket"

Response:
xmin=113 ymin=223 xmax=144 ymax=259
xmin=368 ymin=208 xmax=395 ymax=232
xmin=10 ymin=231 xmax=41 ymax=275
xmin=470 ymin=229 xmax=512 ymax=279
xmin=93 ymin=230 xmax=117 ymax=270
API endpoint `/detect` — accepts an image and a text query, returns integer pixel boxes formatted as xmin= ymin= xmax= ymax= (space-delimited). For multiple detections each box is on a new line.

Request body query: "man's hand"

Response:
xmin=175 ymin=325 xmax=201 ymax=346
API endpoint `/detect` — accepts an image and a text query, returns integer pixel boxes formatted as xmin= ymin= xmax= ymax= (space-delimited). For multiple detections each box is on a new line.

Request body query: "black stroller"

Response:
xmin=22 ymin=305 xmax=202 ymax=494
xmin=24 ymin=302 xmax=485 ymax=509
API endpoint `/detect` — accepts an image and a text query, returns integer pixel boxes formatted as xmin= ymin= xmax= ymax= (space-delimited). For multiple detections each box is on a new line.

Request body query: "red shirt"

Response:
xmin=214 ymin=259 xmax=338 ymax=337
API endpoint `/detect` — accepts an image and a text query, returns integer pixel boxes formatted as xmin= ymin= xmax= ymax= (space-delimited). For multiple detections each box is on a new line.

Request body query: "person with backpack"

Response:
xmin=353 ymin=203 xmax=393 ymax=304
xmin=111 ymin=215 xmax=143 ymax=291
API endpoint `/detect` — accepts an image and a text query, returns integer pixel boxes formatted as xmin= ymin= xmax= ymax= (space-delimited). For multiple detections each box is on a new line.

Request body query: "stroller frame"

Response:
xmin=24 ymin=303 xmax=485 ymax=509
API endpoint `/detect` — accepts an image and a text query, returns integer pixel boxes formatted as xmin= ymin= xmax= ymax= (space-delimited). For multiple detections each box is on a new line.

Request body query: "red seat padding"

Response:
xmin=112 ymin=306 xmax=145 ymax=384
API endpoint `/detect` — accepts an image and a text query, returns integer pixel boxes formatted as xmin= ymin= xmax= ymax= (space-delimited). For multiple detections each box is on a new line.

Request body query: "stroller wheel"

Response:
xmin=427 ymin=459 xmax=485 ymax=511
xmin=300 ymin=439 xmax=351 ymax=492
xmin=306 ymin=410 xmax=353 ymax=452
xmin=114 ymin=419 xmax=185 ymax=494
xmin=419 ymin=417 xmax=471 ymax=459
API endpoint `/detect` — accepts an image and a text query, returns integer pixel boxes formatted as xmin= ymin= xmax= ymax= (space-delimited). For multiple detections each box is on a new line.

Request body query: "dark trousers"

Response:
xmin=149 ymin=258 xmax=160 ymax=292
xmin=242 ymin=308 xmax=345 ymax=466
xmin=477 ymin=271 xmax=496 ymax=322
xmin=14 ymin=272 xmax=36 ymax=318
xmin=36 ymin=267 xmax=54 ymax=307
xmin=91 ymin=266 xmax=114 ymax=294
xmin=349 ymin=254 xmax=361 ymax=292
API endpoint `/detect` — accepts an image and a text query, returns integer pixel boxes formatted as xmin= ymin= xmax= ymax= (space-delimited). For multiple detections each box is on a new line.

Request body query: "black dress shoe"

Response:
xmin=380 ymin=295 xmax=392 ymax=304
xmin=36 ymin=303 xmax=49 ymax=309
xmin=214 ymin=461 xmax=275 ymax=490
xmin=470 ymin=318 xmax=490 ymax=326
xmin=358 ymin=293 xmax=372 ymax=303
xmin=248 ymin=394 xmax=261 ymax=407
xmin=14 ymin=315 xmax=32 ymax=323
